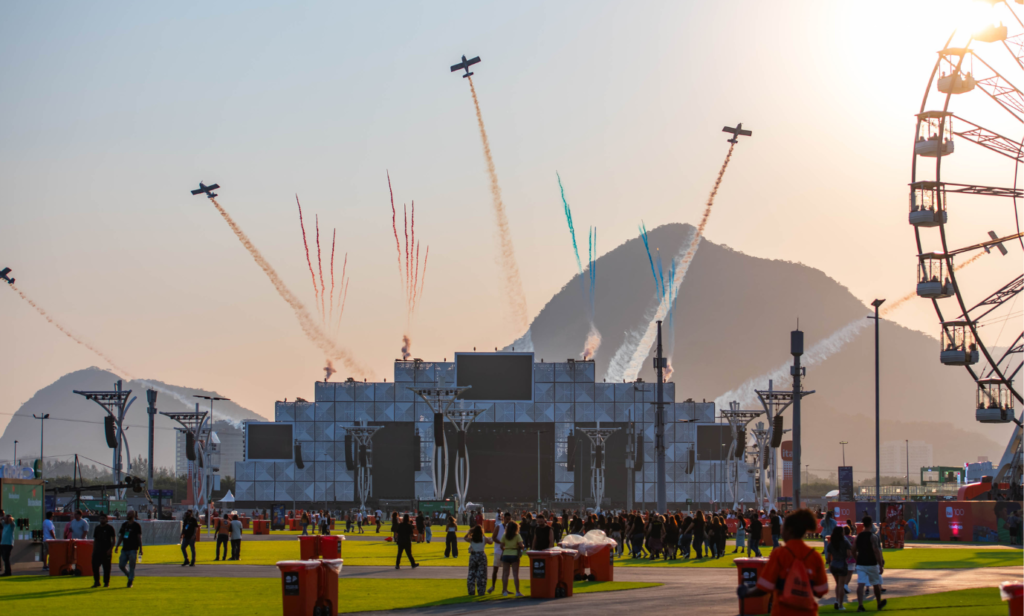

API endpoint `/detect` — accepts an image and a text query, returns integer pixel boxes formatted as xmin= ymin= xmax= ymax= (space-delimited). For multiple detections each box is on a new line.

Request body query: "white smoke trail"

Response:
xmin=713 ymin=318 xmax=871 ymax=409
xmin=581 ymin=324 xmax=602 ymax=360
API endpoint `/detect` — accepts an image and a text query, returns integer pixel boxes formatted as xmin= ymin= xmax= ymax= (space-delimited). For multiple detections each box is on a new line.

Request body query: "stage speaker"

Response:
xmin=635 ymin=436 xmax=644 ymax=472
xmin=566 ymin=431 xmax=576 ymax=472
xmin=686 ymin=448 xmax=695 ymax=474
xmin=104 ymin=416 xmax=117 ymax=448
xmin=594 ymin=444 xmax=604 ymax=467
xmin=344 ymin=433 xmax=355 ymax=471
xmin=770 ymin=416 xmax=784 ymax=448
xmin=294 ymin=442 xmax=305 ymax=469
xmin=413 ymin=433 xmax=421 ymax=471
xmin=735 ymin=428 xmax=746 ymax=458
xmin=185 ymin=431 xmax=196 ymax=461
xmin=358 ymin=444 xmax=368 ymax=468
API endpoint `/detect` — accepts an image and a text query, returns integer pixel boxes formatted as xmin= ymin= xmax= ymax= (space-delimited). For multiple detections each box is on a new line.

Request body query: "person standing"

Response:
xmin=747 ymin=512 xmax=763 ymax=558
xmin=415 ymin=511 xmax=425 ymax=544
xmin=820 ymin=511 xmax=837 ymax=554
xmin=769 ymin=510 xmax=781 ymax=549
xmin=114 ymin=510 xmax=143 ymax=588
xmin=391 ymin=511 xmax=400 ymax=542
xmin=424 ymin=516 xmax=433 ymax=543
xmin=531 ymin=515 xmax=554 ymax=551
xmin=394 ymin=514 xmax=419 ymax=570
xmin=855 ymin=516 xmax=887 ymax=612
xmin=215 ymin=514 xmax=230 ymax=561
xmin=464 ymin=525 xmax=493 ymax=596
xmin=230 ymin=514 xmax=243 ymax=560
xmin=692 ymin=511 xmax=707 ymax=559
xmin=733 ymin=515 xmax=747 ymax=555
xmin=499 ymin=520 xmax=525 ymax=598
xmin=70 ymin=510 xmax=90 ymax=539
xmin=826 ymin=524 xmax=854 ymax=610
xmin=488 ymin=512 xmax=509 ymax=594
xmin=0 ymin=514 xmax=14 ymax=576
xmin=180 ymin=510 xmax=199 ymax=567
xmin=90 ymin=513 xmax=116 ymax=588
xmin=444 ymin=515 xmax=459 ymax=558
xmin=42 ymin=511 xmax=56 ymax=571
xmin=301 ymin=511 xmax=310 ymax=536
xmin=736 ymin=509 xmax=828 ymax=614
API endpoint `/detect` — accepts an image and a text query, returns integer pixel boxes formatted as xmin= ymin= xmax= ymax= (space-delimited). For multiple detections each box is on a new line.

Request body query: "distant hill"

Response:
xmin=521 ymin=223 xmax=1009 ymax=474
xmin=0 ymin=367 xmax=264 ymax=470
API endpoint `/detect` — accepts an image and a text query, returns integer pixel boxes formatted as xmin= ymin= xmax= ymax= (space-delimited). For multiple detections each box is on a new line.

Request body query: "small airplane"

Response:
xmin=450 ymin=55 xmax=481 ymax=78
xmin=722 ymin=123 xmax=753 ymax=143
xmin=984 ymin=230 xmax=1009 ymax=256
xmin=0 ymin=267 xmax=14 ymax=285
xmin=190 ymin=181 xmax=220 ymax=199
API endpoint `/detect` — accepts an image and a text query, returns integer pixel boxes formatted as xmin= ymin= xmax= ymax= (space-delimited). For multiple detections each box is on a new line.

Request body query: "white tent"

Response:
xmin=217 ymin=490 xmax=235 ymax=503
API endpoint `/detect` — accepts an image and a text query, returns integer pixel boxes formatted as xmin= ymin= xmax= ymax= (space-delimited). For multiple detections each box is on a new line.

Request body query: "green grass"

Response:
xmin=0 ymin=575 xmax=659 ymax=614
xmin=868 ymin=587 xmax=1007 ymax=615
xmin=615 ymin=546 xmax=1021 ymax=569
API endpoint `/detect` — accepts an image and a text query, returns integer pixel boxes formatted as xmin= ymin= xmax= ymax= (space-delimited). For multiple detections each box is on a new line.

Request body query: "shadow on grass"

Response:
xmin=406 ymin=581 xmax=660 ymax=610
xmin=0 ymin=576 xmax=131 ymax=602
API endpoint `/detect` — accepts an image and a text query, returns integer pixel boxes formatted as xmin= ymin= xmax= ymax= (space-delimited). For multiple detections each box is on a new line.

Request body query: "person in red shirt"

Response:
xmin=737 ymin=509 xmax=829 ymax=615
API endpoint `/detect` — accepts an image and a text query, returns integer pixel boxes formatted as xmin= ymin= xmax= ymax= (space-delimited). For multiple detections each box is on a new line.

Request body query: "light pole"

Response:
xmin=869 ymin=298 xmax=885 ymax=525
xmin=840 ymin=441 xmax=848 ymax=467
xmin=32 ymin=414 xmax=49 ymax=478
xmin=905 ymin=439 xmax=910 ymax=500
xmin=194 ymin=396 xmax=229 ymax=507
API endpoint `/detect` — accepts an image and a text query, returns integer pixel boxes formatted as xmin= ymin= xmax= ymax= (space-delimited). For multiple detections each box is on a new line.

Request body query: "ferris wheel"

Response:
xmin=911 ymin=2 xmax=1024 ymax=492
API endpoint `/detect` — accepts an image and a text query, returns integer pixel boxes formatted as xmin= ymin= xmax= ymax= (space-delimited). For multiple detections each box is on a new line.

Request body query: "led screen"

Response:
xmin=696 ymin=425 xmax=733 ymax=461
xmin=455 ymin=353 xmax=533 ymax=401
xmin=246 ymin=423 xmax=293 ymax=460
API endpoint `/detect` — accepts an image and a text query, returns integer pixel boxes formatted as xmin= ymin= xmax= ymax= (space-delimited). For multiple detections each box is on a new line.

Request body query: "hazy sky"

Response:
xmin=2 ymin=1 xmax=1021 ymax=434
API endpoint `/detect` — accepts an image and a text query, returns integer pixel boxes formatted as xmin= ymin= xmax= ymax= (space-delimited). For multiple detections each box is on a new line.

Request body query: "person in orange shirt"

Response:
xmin=737 ymin=509 xmax=829 ymax=615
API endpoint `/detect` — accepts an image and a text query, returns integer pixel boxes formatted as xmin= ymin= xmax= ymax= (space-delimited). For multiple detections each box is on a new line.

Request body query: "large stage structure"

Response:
xmin=233 ymin=353 xmax=755 ymax=509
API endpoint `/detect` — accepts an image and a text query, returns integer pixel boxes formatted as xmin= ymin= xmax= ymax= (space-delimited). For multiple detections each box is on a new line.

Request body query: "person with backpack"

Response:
xmin=737 ymin=509 xmax=829 ymax=615
xmin=826 ymin=525 xmax=854 ymax=610
xmin=855 ymin=516 xmax=887 ymax=612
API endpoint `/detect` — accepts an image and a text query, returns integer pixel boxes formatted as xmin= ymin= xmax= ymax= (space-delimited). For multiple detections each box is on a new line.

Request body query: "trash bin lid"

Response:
xmin=275 ymin=560 xmax=322 ymax=571
xmin=999 ymin=582 xmax=1024 ymax=600
xmin=526 ymin=551 xmax=559 ymax=557
xmin=320 ymin=559 xmax=343 ymax=573
xmin=733 ymin=558 xmax=769 ymax=566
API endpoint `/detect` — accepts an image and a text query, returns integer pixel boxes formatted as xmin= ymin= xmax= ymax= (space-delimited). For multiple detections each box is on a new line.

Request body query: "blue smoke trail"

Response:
xmin=558 ymin=173 xmax=584 ymax=276
xmin=656 ymin=248 xmax=666 ymax=300
xmin=588 ymin=226 xmax=597 ymax=317
xmin=639 ymin=222 xmax=659 ymax=297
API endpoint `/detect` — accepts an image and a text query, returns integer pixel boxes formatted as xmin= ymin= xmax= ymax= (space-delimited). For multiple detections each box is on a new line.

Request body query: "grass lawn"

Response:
xmin=0 ymin=576 xmax=659 ymax=614
xmin=615 ymin=546 xmax=1021 ymax=569
xmin=870 ymin=587 xmax=1008 ymax=615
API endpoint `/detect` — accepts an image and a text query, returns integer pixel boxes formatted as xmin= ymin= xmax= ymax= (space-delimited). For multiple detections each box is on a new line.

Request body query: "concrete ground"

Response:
xmin=9 ymin=558 xmax=1020 ymax=616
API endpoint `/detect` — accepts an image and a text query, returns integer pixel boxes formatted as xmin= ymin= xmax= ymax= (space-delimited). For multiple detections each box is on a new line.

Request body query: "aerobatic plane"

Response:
xmin=450 ymin=55 xmax=481 ymax=78
xmin=0 ymin=267 xmax=14 ymax=285
xmin=722 ymin=123 xmax=753 ymax=143
xmin=985 ymin=230 xmax=1009 ymax=256
xmin=191 ymin=182 xmax=220 ymax=199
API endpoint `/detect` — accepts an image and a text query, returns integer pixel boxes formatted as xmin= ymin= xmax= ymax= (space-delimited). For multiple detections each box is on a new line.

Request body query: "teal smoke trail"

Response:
xmin=656 ymin=249 xmax=666 ymax=300
xmin=558 ymin=173 xmax=584 ymax=276
xmin=588 ymin=226 xmax=597 ymax=317
xmin=639 ymin=223 xmax=659 ymax=297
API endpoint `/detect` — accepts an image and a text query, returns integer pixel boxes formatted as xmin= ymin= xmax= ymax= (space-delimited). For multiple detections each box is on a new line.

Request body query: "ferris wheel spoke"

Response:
xmin=1002 ymin=33 xmax=1024 ymax=72
xmin=952 ymin=115 xmax=1024 ymax=161
xmin=970 ymin=52 xmax=1024 ymax=122
xmin=957 ymin=274 xmax=1023 ymax=323
xmin=941 ymin=182 xmax=1024 ymax=197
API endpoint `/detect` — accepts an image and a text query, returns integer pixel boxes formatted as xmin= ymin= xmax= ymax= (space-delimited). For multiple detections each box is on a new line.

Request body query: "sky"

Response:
xmin=1 ymin=0 xmax=1021 ymax=436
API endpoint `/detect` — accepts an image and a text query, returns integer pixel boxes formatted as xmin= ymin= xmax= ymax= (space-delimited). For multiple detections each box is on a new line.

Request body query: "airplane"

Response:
xmin=984 ymin=230 xmax=1009 ymax=256
xmin=722 ymin=123 xmax=753 ymax=143
xmin=190 ymin=181 xmax=220 ymax=199
xmin=450 ymin=55 xmax=481 ymax=78
xmin=0 ymin=267 xmax=13 ymax=285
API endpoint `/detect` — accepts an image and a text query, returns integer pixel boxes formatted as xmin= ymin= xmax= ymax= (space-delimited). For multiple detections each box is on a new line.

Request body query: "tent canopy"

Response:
xmin=217 ymin=490 xmax=235 ymax=503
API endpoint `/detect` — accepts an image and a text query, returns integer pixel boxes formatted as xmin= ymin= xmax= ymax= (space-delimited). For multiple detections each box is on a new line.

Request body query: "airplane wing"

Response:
xmin=450 ymin=62 xmax=466 ymax=72
xmin=722 ymin=126 xmax=738 ymax=134
xmin=737 ymin=128 xmax=753 ymax=137
xmin=465 ymin=56 xmax=480 ymax=67
xmin=206 ymin=183 xmax=220 ymax=191
xmin=191 ymin=188 xmax=204 ymax=195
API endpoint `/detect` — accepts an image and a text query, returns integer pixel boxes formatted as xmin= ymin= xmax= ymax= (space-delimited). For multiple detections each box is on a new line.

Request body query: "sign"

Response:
xmin=0 ymin=465 xmax=36 ymax=480
xmin=271 ymin=503 xmax=287 ymax=530
xmin=531 ymin=558 xmax=546 ymax=579
xmin=283 ymin=572 xmax=300 ymax=595
xmin=740 ymin=565 xmax=759 ymax=589
xmin=0 ymin=480 xmax=45 ymax=532
xmin=781 ymin=441 xmax=793 ymax=499
xmin=148 ymin=489 xmax=174 ymax=498
xmin=838 ymin=467 xmax=854 ymax=502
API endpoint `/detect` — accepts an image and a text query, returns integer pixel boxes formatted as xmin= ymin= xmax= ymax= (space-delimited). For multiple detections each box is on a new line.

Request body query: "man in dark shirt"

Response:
xmin=180 ymin=510 xmax=198 ymax=567
xmin=551 ymin=516 xmax=563 ymax=544
xmin=114 ymin=510 xmax=143 ymax=588
xmin=415 ymin=511 xmax=425 ymax=543
xmin=747 ymin=512 xmax=763 ymax=557
xmin=395 ymin=514 xmax=419 ymax=570
xmin=769 ymin=510 xmax=781 ymax=548
xmin=91 ymin=513 xmax=116 ymax=588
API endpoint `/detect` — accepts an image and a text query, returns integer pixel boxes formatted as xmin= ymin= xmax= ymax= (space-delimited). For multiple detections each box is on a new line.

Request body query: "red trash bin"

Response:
xmin=527 ymin=551 xmax=561 ymax=598
xmin=320 ymin=536 xmax=343 ymax=560
xmin=47 ymin=540 xmax=74 ymax=576
xmin=557 ymin=550 xmax=576 ymax=597
xmin=1001 ymin=582 xmax=1023 ymax=616
xmin=735 ymin=557 xmax=771 ymax=616
xmin=73 ymin=539 xmax=94 ymax=577
xmin=277 ymin=560 xmax=321 ymax=616
xmin=587 ymin=544 xmax=614 ymax=582
xmin=299 ymin=536 xmax=320 ymax=560
xmin=316 ymin=559 xmax=344 ymax=616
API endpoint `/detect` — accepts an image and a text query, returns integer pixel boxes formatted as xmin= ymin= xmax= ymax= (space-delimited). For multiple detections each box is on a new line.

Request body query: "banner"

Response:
xmin=838 ymin=467 xmax=854 ymax=501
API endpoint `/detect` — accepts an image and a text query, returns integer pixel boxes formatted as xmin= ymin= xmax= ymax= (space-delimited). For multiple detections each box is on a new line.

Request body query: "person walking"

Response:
xmin=114 ymin=510 xmax=143 ymax=588
xmin=180 ymin=510 xmax=199 ymax=567
xmin=0 ymin=514 xmax=14 ymax=576
xmin=692 ymin=511 xmax=707 ymax=558
xmin=90 ymin=513 xmax=116 ymax=588
xmin=301 ymin=511 xmax=310 ymax=536
xmin=826 ymin=524 xmax=854 ymax=610
xmin=716 ymin=515 xmax=729 ymax=559
xmin=424 ymin=516 xmax=433 ymax=543
xmin=230 ymin=514 xmax=243 ymax=560
xmin=769 ymin=510 xmax=781 ymax=549
xmin=415 ymin=511 xmax=425 ymax=544
xmin=736 ymin=509 xmax=829 ymax=614
xmin=820 ymin=511 xmax=838 ymax=554
xmin=679 ymin=516 xmax=694 ymax=559
xmin=215 ymin=514 xmax=230 ymax=561
xmin=664 ymin=516 xmax=680 ymax=560
xmin=734 ymin=515 xmax=747 ymax=555
xmin=488 ymin=512 xmax=510 ymax=594
xmin=394 ymin=513 xmax=419 ymax=570
xmin=464 ymin=525 xmax=493 ymax=596
xmin=855 ymin=516 xmax=887 ymax=612
xmin=444 ymin=515 xmax=459 ymax=558
xmin=42 ymin=511 xmax=56 ymax=571
xmin=391 ymin=511 xmax=400 ymax=542
xmin=748 ymin=512 xmax=763 ymax=557
xmin=499 ymin=520 xmax=525 ymax=598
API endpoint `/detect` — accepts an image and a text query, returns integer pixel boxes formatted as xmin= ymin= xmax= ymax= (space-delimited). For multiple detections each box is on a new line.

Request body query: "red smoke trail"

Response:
xmin=467 ymin=76 xmax=528 ymax=331
xmin=211 ymin=198 xmax=364 ymax=373
xmin=296 ymin=195 xmax=320 ymax=317
xmin=403 ymin=203 xmax=410 ymax=304
xmin=329 ymin=229 xmax=336 ymax=323
xmin=8 ymin=284 xmax=134 ymax=379
xmin=412 ymin=242 xmax=421 ymax=308
xmin=388 ymin=172 xmax=404 ymax=293
xmin=315 ymin=215 xmax=326 ymax=323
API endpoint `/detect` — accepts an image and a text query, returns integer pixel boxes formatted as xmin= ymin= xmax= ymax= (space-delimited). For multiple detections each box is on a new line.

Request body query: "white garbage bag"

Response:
xmin=559 ymin=529 xmax=617 ymax=556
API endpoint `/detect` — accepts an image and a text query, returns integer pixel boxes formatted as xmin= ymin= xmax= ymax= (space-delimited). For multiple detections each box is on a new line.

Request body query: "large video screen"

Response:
xmin=445 ymin=423 xmax=554 ymax=502
xmin=696 ymin=425 xmax=733 ymax=461
xmin=455 ymin=353 xmax=533 ymax=401
xmin=246 ymin=423 xmax=293 ymax=461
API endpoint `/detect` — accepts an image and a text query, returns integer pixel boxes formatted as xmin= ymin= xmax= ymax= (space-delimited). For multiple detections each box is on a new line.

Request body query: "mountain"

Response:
xmin=522 ymin=223 xmax=1009 ymax=475
xmin=0 ymin=367 xmax=264 ymax=470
